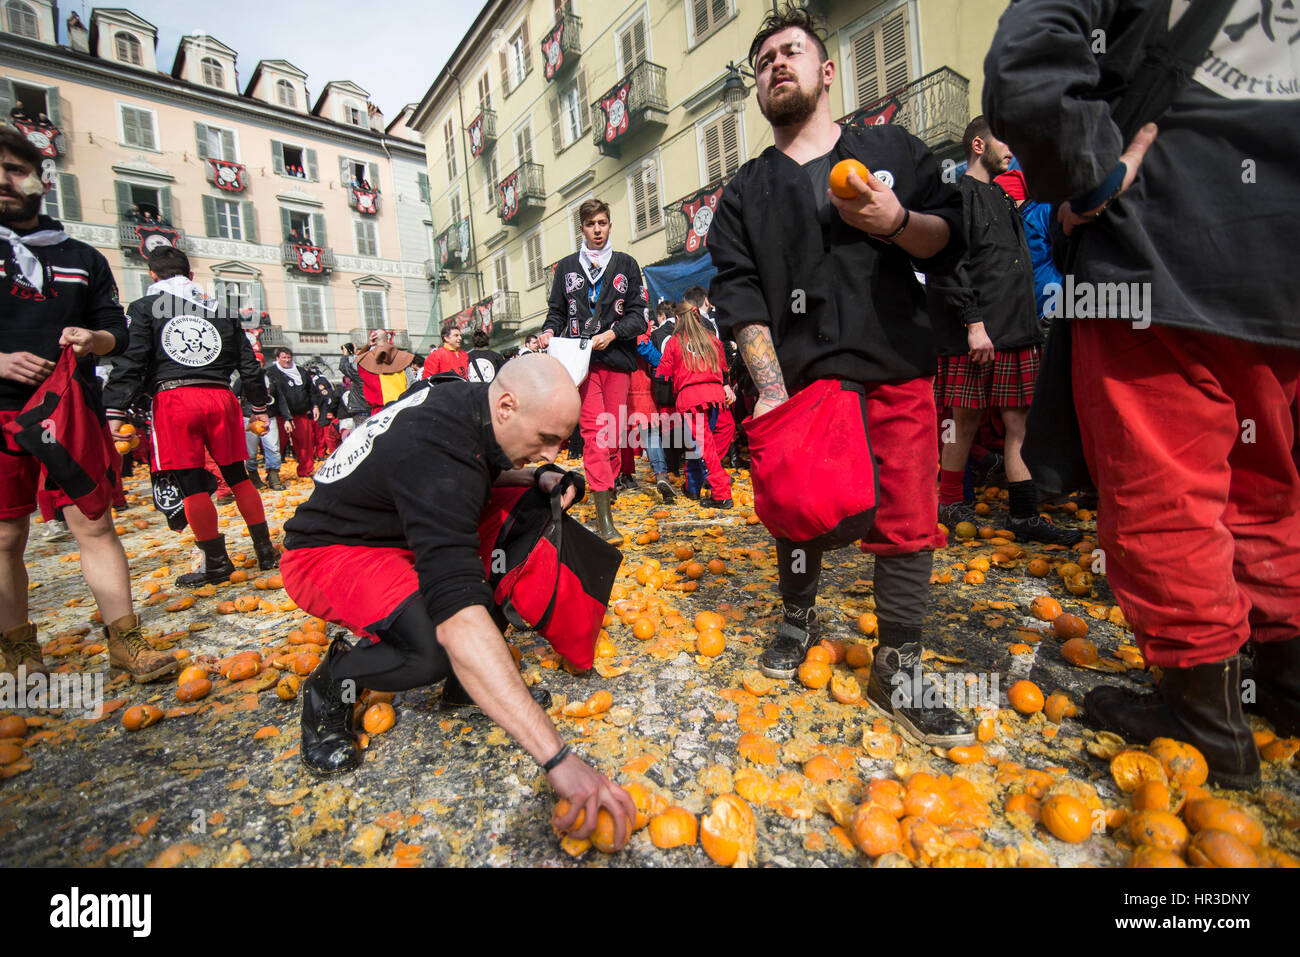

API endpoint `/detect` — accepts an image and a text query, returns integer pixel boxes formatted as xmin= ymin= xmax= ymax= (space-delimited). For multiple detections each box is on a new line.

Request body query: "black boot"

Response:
xmin=1010 ymin=514 xmax=1084 ymax=546
xmin=592 ymin=490 xmax=624 ymax=544
xmin=866 ymin=642 xmax=977 ymax=747
xmin=1084 ymin=657 xmax=1260 ymax=790
xmin=249 ymin=521 xmax=279 ymax=570
xmin=247 ymin=469 xmax=265 ymax=490
xmin=175 ymin=535 xmax=235 ymax=587
xmin=654 ymin=473 xmax=675 ymax=504
xmin=266 ymin=470 xmax=285 ymax=491
xmin=759 ymin=604 xmax=819 ymax=679
xmin=301 ymin=638 xmax=361 ymax=775
xmin=1251 ymin=637 xmax=1300 ymax=737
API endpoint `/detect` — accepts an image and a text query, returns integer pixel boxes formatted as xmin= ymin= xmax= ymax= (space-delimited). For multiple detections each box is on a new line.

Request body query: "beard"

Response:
xmin=759 ymin=77 xmax=820 ymax=128
xmin=979 ymin=148 xmax=1008 ymax=178
xmin=0 ymin=192 xmax=42 ymax=225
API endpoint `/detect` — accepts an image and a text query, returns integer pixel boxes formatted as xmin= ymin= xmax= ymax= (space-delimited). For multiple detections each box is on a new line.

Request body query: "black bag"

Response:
xmin=1023 ymin=0 xmax=1238 ymax=496
xmin=651 ymin=371 xmax=674 ymax=408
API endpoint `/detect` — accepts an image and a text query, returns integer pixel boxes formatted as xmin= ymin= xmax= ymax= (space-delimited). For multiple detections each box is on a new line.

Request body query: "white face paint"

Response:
xmin=790 ymin=35 xmax=804 ymax=55
xmin=17 ymin=173 xmax=44 ymax=196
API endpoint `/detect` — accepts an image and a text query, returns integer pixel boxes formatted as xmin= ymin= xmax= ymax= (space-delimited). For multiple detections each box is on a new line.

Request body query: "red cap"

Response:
xmin=995 ymin=168 xmax=1028 ymax=201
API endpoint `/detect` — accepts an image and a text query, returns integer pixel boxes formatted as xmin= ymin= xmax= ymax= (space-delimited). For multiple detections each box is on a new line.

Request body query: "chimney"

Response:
xmin=67 ymin=13 xmax=89 ymax=53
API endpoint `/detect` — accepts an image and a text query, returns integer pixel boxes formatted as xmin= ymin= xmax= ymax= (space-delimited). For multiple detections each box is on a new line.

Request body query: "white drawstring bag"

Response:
xmin=546 ymin=336 xmax=592 ymax=387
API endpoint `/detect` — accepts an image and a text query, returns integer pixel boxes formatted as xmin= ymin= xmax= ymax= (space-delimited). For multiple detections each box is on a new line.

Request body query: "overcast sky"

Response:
xmin=72 ymin=0 xmax=483 ymax=117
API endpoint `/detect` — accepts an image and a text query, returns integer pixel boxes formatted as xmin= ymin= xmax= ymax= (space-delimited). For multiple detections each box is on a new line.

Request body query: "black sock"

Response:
xmin=1008 ymin=479 xmax=1038 ymax=520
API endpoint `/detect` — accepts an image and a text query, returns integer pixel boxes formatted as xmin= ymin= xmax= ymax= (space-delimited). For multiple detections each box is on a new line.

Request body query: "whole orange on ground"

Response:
xmin=1007 ymin=680 xmax=1044 ymax=714
xmin=1041 ymin=793 xmax=1092 ymax=843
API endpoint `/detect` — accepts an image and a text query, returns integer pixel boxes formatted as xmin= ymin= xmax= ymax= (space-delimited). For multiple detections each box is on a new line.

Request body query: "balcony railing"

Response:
xmin=280 ymin=242 xmax=337 ymax=274
xmin=435 ymin=219 xmax=469 ymax=269
xmin=204 ymin=159 xmax=246 ymax=192
xmin=491 ymin=291 xmax=521 ymax=332
xmin=662 ymin=177 xmax=729 ymax=257
xmin=591 ymin=60 xmax=668 ymax=158
xmin=468 ymin=108 xmax=497 ymax=158
xmin=839 ymin=66 xmax=970 ymax=154
xmin=424 ymin=258 xmax=440 ymax=283
xmin=541 ymin=12 xmax=582 ymax=82
xmin=496 ymin=162 xmax=545 ymax=223
xmin=117 ymin=220 xmax=186 ymax=256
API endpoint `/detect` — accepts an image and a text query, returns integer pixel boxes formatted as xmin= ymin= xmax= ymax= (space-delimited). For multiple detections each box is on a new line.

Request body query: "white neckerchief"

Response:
xmin=0 ymin=223 xmax=68 ymax=293
xmin=278 ymin=364 xmax=302 ymax=386
xmin=579 ymin=240 xmax=613 ymax=283
xmin=147 ymin=274 xmax=212 ymax=308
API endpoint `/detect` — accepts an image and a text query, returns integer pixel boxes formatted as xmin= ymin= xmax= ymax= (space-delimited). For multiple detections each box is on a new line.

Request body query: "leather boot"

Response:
xmin=1 ymin=621 xmax=47 ymax=678
xmin=1252 ymin=636 xmax=1300 ymax=737
xmin=266 ymin=470 xmax=285 ymax=491
xmin=249 ymin=522 xmax=280 ymax=571
xmin=592 ymin=490 xmax=624 ymax=544
xmin=1085 ymin=657 xmax=1260 ymax=790
xmin=105 ymin=613 xmax=181 ymax=683
xmin=176 ymin=535 xmax=235 ymax=587
xmin=301 ymin=638 xmax=361 ymax=775
xmin=247 ymin=469 xmax=265 ymax=490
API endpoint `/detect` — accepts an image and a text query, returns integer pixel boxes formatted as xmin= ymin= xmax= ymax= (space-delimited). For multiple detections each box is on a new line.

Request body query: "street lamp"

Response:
xmin=722 ymin=61 xmax=751 ymax=116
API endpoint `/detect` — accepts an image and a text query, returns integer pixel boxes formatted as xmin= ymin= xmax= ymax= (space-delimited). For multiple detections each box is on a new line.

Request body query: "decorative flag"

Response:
xmin=601 ymin=78 xmax=632 ymax=144
xmin=680 ymin=183 xmax=725 ymax=253
xmin=474 ymin=298 xmax=493 ymax=336
xmin=437 ymin=232 xmax=450 ymax=267
xmin=207 ymin=158 xmax=245 ymax=192
xmin=542 ymin=20 xmax=566 ymax=81
xmin=294 ymin=244 xmax=325 ymax=275
xmin=845 ymin=97 xmax=902 ymax=130
xmin=499 ymin=170 xmax=520 ymax=222
xmin=133 ymin=225 xmax=181 ymax=258
xmin=352 ymin=188 xmax=378 ymax=214
xmin=13 ymin=118 xmax=61 ymax=158
xmin=468 ymin=113 xmax=486 ymax=157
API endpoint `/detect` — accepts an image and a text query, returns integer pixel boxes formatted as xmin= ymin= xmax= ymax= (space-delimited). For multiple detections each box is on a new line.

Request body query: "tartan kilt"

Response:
xmin=935 ymin=345 xmax=1041 ymax=410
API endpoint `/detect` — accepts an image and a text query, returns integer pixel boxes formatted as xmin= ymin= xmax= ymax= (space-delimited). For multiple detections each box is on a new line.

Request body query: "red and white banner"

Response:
xmin=352 ymin=189 xmax=378 ymax=214
xmin=542 ymin=20 xmax=566 ymax=81
xmin=498 ymin=170 xmax=521 ymax=223
xmin=208 ymin=158 xmax=245 ymax=192
xmin=468 ymin=113 xmax=486 ymax=158
xmin=293 ymin=244 xmax=325 ymax=275
xmin=680 ymin=183 xmax=724 ymax=254
xmin=845 ymin=97 xmax=902 ymax=130
xmin=13 ymin=119 xmax=60 ymax=158
xmin=134 ymin=225 xmax=181 ymax=258
xmin=601 ymin=79 xmax=632 ymax=144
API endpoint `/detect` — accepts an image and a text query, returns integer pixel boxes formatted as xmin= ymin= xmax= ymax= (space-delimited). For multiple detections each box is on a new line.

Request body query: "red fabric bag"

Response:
xmin=476 ymin=479 xmax=622 ymax=670
xmin=2 ymin=347 xmax=121 ymax=521
xmin=742 ymin=378 xmax=878 ymax=549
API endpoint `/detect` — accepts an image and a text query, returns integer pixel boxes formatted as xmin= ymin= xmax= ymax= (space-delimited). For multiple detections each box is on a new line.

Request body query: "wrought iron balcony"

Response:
xmin=424 ymin=258 xmax=440 ymax=284
xmin=540 ymin=12 xmax=582 ymax=83
xmin=280 ymin=242 xmax=336 ymax=274
xmin=468 ymin=107 xmax=497 ymax=158
xmin=117 ymin=220 xmax=186 ymax=256
xmin=491 ymin=290 xmax=521 ymax=330
xmin=256 ymin=324 xmax=289 ymax=348
xmin=662 ymin=178 xmax=729 ymax=257
xmin=496 ymin=162 xmax=545 ymax=223
xmin=839 ymin=66 xmax=970 ymax=155
xmin=591 ymin=60 xmax=669 ymax=158
xmin=435 ymin=219 xmax=470 ymax=269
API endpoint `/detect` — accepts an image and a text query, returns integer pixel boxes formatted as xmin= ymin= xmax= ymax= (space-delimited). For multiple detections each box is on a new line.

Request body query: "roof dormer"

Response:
xmin=314 ymin=80 xmax=372 ymax=131
xmin=385 ymin=104 xmax=424 ymax=143
xmin=246 ymin=59 xmax=309 ymax=113
xmin=172 ymin=33 xmax=238 ymax=94
xmin=2 ymin=0 xmax=57 ymax=45
xmin=89 ymin=8 xmax=158 ymax=72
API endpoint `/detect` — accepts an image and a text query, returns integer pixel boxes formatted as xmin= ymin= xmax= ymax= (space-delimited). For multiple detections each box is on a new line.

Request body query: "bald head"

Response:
xmin=488 ymin=354 xmax=581 ymax=467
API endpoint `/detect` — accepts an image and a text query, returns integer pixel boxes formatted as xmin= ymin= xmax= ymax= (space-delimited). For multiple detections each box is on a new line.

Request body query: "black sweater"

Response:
xmin=266 ymin=363 xmax=315 ymax=418
xmin=708 ymin=125 xmax=964 ymax=392
xmin=542 ymin=249 xmax=648 ymax=372
xmin=1 ymin=216 xmax=127 ymax=412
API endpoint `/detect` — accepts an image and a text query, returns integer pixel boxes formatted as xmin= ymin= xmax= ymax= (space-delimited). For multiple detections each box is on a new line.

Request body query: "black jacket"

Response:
xmin=984 ymin=0 xmax=1300 ymax=346
xmin=708 ymin=125 xmax=964 ymax=392
xmin=926 ymin=176 xmax=1043 ymax=357
xmin=542 ymin=250 xmax=648 ymax=372
xmin=103 ymin=293 xmax=267 ymax=417
xmin=266 ymin=363 xmax=314 ymax=418
xmin=337 ymin=353 xmax=369 ymax=416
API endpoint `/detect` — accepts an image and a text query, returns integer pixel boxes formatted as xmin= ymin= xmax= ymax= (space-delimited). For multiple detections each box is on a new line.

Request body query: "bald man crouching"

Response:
xmin=280 ymin=355 xmax=636 ymax=846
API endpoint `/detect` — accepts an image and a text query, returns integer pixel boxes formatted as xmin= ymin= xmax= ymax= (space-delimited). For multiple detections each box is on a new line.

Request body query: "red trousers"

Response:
xmin=1073 ymin=321 xmax=1300 ymax=667
xmin=578 ymin=366 xmax=630 ymax=492
xmin=315 ymin=419 xmax=341 ymax=460
xmin=682 ymin=403 xmax=734 ymax=499
xmin=861 ymin=377 xmax=947 ymax=556
xmin=278 ymin=414 xmax=315 ymax=477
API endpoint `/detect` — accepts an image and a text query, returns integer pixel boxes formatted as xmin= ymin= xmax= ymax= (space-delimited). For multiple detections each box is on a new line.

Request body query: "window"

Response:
xmin=476 ymin=72 xmax=492 ymax=113
xmin=273 ymin=142 xmax=316 ymax=180
xmin=699 ymin=110 xmax=742 ymax=184
xmin=426 ymin=222 xmax=437 ymax=258
xmin=344 ymin=103 xmax=365 ymax=127
xmin=195 ymin=122 xmax=236 ymax=161
xmin=359 ymin=289 xmax=387 ymax=329
xmin=849 ymin=4 xmax=912 ymax=109
xmin=417 ymin=173 xmax=430 ymax=205
xmin=449 ymin=192 xmax=462 ymax=226
xmin=117 ymin=182 xmax=164 ymax=221
xmin=5 ymin=0 xmax=37 ymax=39
xmin=120 ymin=105 xmax=157 ymax=150
xmin=550 ymin=70 xmax=589 ymax=153
xmin=443 ymin=118 xmax=458 ymax=180
xmin=42 ymin=173 xmax=79 ymax=222
xmin=553 ymin=0 xmax=573 ymax=16
xmin=213 ymin=198 xmax=242 ymax=240
xmin=501 ymin=20 xmax=532 ymax=93
xmin=484 ymin=152 xmax=499 ymax=207
xmin=355 ymin=219 xmax=379 ymax=257
xmin=276 ymin=79 xmax=297 ymax=108
xmin=567 ymin=197 xmax=591 ymax=251
xmin=115 ymin=32 xmax=142 ymax=66
xmin=616 ymin=13 xmax=648 ymax=76
xmin=11 ymin=82 xmax=51 ymax=122
xmin=282 ymin=208 xmax=315 ymax=242
xmin=297 ymin=285 xmax=325 ymax=332
xmin=456 ymin=277 xmax=472 ymax=312
xmin=525 ymin=230 xmax=544 ymax=288
xmin=514 ymin=121 xmax=534 ymax=166
xmin=200 ymin=57 xmax=225 ymax=88
xmin=493 ymin=253 xmax=510 ymax=294
xmin=214 ymin=278 xmax=264 ymax=317
xmin=628 ymin=156 xmax=662 ymax=236
xmin=689 ymin=0 xmax=731 ymax=46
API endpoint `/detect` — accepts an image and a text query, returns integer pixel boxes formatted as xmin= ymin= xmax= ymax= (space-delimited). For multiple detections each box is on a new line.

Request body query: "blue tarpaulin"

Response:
xmin=643 ymin=252 xmax=716 ymax=306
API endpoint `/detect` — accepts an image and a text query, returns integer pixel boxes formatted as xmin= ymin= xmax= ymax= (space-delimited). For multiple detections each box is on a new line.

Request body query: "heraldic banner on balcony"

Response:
xmin=542 ymin=20 xmax=566 ymax=81
xmin=453 ymin=304 xmax=475 ymax=331
xmin=352 ymin=188 xmax=378 ymax=214
xmin=134 ymin=225 xmax=180 ymax=258
xmin=473 ymin=298 xmax=493 ymax=336
xmin=681 ymin=183 xmax=724 ymax=254
xmin=499 ymin=170 xmax=521 ymax=223
xmin=208 ymin=158 xmax=245 ymax=192
xmin=437 ymin=231 xmax=451 ymax=268
xmin=12 ymin=118 xmax=61 ymax=158
xmin=294 ymin=245 xmax=325 ymax=275
xmin=844 ymin=96 xmax=901 ymax=130
xmin=601 ymin=78 xmax=632 ymax=145
xmin=468 ymin=114 xmax=486 ymax=157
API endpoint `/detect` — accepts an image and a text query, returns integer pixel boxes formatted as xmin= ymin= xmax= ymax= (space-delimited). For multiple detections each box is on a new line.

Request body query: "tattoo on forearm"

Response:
xmin=734 ymin=323 xmax=788 ymax=403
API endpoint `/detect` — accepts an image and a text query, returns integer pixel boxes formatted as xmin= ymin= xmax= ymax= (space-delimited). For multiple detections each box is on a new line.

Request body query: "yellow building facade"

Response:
xmin=2 ymin=5 xmax=439 ymax=369
xmin=412 ymin=0 xmax=1005 ymax=349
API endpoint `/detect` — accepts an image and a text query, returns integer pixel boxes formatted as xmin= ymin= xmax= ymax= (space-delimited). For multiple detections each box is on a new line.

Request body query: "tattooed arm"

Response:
xmin=733 ymin=322 xmax=788 ymax=417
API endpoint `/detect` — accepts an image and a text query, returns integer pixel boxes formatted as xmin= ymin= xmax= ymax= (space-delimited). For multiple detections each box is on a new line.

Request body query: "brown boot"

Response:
xmin=1 ymin=621 xmax=47 ymax=678
xmin=105 ymin=613 xmax=182 ymax=683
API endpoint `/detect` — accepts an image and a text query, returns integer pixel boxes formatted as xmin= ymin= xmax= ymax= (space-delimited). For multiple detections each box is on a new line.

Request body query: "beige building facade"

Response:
xmin=412 ymin=0 xmax=1003 ymax=350
xmin=2 ymin=5 xmax=440 ymax=369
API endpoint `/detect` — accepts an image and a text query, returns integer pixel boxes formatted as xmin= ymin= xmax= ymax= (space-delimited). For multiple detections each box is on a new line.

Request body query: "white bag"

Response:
xmin=546 ymin=336 xmax=592 ymax=387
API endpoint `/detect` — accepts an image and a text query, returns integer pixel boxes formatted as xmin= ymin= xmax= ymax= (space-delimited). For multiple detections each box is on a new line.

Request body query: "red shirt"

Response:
xmin=656 ymin=336 xmax=726 ymax=411
xmin=422 ymin=347 xmax=468 ymax=379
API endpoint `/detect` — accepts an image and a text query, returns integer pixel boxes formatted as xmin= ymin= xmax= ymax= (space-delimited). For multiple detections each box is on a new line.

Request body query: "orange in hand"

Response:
xmin=829 ymin=159 xmax=870 ymax=199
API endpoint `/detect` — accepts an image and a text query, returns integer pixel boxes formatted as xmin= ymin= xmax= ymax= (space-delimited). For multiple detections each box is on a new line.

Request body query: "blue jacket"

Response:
xmin=1020 ymin=200 xmax=1062 ymax=319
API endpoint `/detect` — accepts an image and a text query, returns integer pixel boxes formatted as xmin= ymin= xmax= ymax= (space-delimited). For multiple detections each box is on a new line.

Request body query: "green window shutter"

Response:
xmin=202 ymin=195 xmax=218 ymax=237
xmin=549 ymin=94 xmax=563 ymax=153
xmin=0 ymin=79 xmax=12 ymax=118
xmin=159 ymin=187 xmax=173 ymax=224
xmin=271 ymin=140 xmax=285 ymax=174
xmin=121 ymin=107 xmax=140 ymax=145
xmin=195 ymin=122 xmax=210 ymax=159
xmin=339 ymin=155 xmax=351 ymax=187
xmin=242 ymin=202 xmax=258 ymax=243
xmin=311 ymin=213 xmax=326 ymax=248
xmin=417 ymin=173 xmax=430 ymax=204
xmin=221 ymin=129 xmax=235 ymax=160
xmin=279 ymin=207 xmax=292 ymax=241
xmin=368 ymin=162 xmax=379 ymax=187
xmin=114 ymin=181 xmax=132 ymax=218
xmin=577 ymin=70 xmax=589 ymax=132
xmin=46 ymin=88 xmax=60 ymax=126
xmin=58 ymin=173 xmax=80 ymax=221
xmin=305 ymin=149 xmax=318 ymax=181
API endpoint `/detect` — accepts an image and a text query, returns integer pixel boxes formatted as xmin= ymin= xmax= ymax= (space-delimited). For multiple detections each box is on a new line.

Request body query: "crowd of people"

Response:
xmin=1 ymin=0 xmax=1295 ymax=853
